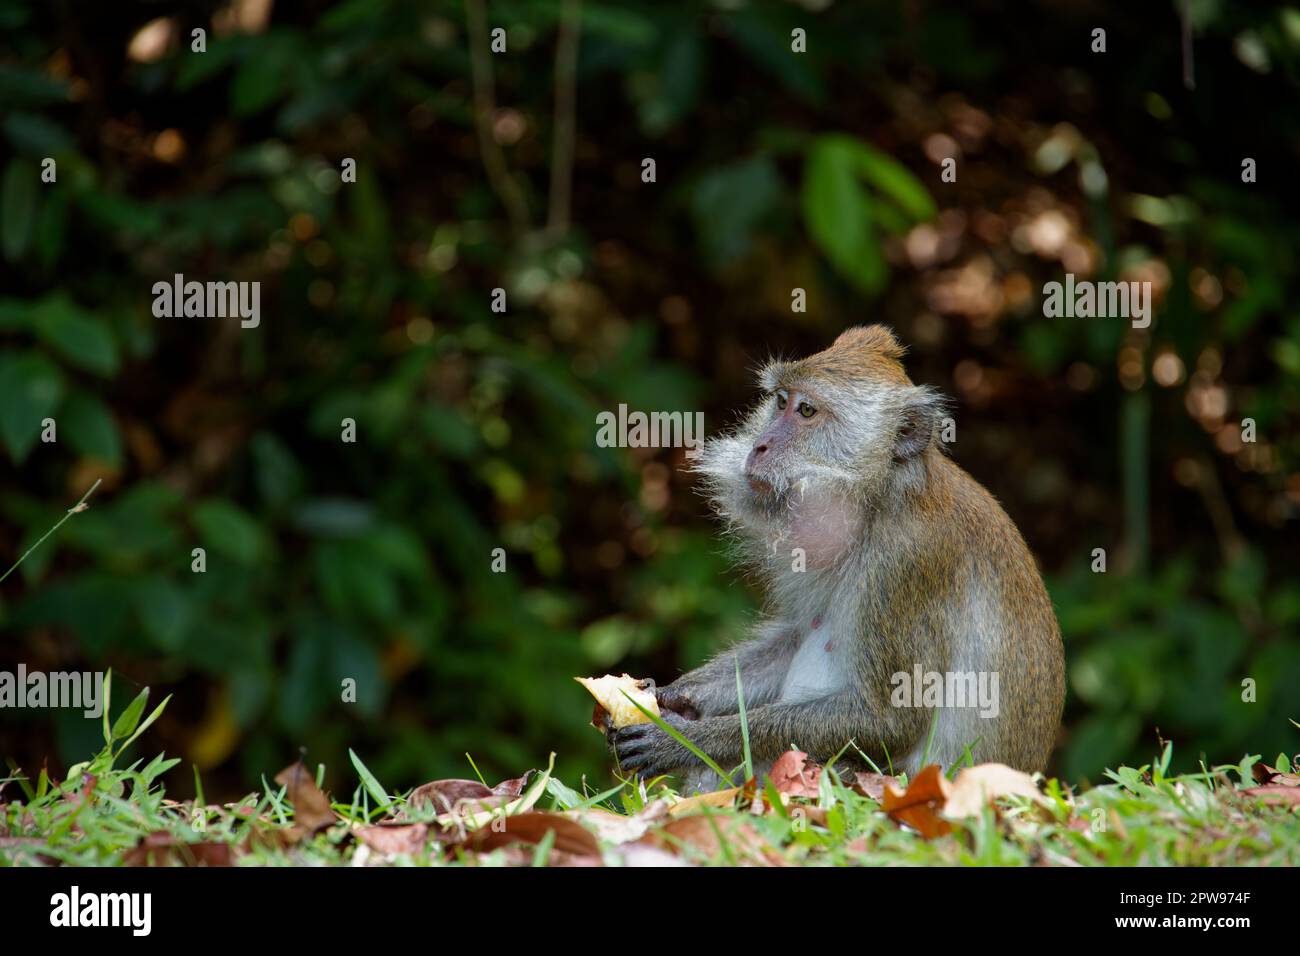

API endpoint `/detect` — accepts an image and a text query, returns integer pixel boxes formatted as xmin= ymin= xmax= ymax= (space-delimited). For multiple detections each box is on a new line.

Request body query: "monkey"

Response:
xmin=608 ymin=325 xmax=1064 ymax=788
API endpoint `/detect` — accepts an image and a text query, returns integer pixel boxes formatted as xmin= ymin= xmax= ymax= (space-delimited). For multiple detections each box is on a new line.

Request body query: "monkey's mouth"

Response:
xmin=744 ymin=473 xmax=786 ymax=513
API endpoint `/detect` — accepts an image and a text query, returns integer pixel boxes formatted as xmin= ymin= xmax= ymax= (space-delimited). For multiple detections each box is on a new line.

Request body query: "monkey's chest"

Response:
xmin=779 ymin=615 xmax=849 ymax=703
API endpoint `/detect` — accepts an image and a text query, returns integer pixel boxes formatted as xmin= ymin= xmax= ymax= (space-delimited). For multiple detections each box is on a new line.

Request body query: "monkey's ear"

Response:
xmin=894 ymin=389 xmax=943 ymax=462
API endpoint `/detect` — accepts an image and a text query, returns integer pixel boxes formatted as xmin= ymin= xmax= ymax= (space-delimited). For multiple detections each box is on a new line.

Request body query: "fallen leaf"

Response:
xmin=851 ymin=772 xmax=898 ymax=801
xmin=466 ymin=811 xmax=601 ymax=859
xmin=274 ymin=760 xmax=336 ymax=832
xmin=408 ymin=779 xmax=494 ymax=812
xmin=490 ymin=772 xmax=532 ymax=797
xmin=881 ymin=764 xmax=952 ymax=838
xmin=563 ymin=801 xmax=668 ymax=844
xmin=1241 ymin=786 xmax=1300 ymax=806
xmin=640 ymin=814 xmax=784 ymax=865
xmin=356 ymin=823 xmax=430 ymax=856
xmin=124 ymin=832 xmax=235 ymax=866
xmin=944 ymin=763 xmax=1045 ymax=819
xmin=790 ymin=805 xmax=830 ymax=827
xmin=769 ymin=750 xmax=822 ymax=797
xmin=243 ymin=825 xmax=308 ymax=851
xmin=1251 ymin=764 xmax=1300 ymax=788
xmin=668 ymin=786 xmax=743 ymax=816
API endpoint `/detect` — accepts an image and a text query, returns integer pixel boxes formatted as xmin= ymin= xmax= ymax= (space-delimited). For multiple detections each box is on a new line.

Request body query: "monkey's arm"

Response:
xmin=612 ymin=689 xmax=922 ymax=777
xmin=660 ymin=623 xmax=800 ymax=717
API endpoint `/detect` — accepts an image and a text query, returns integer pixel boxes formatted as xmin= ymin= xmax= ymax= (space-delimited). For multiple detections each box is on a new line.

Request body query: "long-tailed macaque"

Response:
xmin=608 ymin=326 xmax=1064 ymax=786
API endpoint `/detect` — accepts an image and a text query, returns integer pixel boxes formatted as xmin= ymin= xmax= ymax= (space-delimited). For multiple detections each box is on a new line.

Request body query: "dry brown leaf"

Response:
xmin=769 ymin=750 xmax=822 ymax=797
xmin=1251 ymin=763 xmax=1300 ymax=788
xmin=274 ymin=760 xmax=336 ymax=832
xmin=356 ymin=823 xmax=430 ymax=856
xmin=243 ymin=824 xmax=308 ymax=851
xmin=944 ymin=763 xmax=1045 ymax=819
xmin=466 ymin=810 xmax=601 ymax=859
xmin=851 ymin=772 xmax=899 ymax=801
xmin=124 ymin=832 xmax=236 ymax=866
xmin=408 ymin=779 xmax=493 ymax=811
xmin=489 ymin=772 xmax=532 ymax=797
xmin=403 ymin=778 xmax=519 ymax=826
xmin=562 ymin=800 xmax=669 ymax=844
xmin=881 ymin=764 xmax=953 ymax=838
xmin=791 ymin=805 xmax=830 ymax=828
xmin=668 ymin=786 xmax=743 ymax=816
xmin=1241 ymin=786 xmax=1300 ymax=806
xmin=639 ymin=814 xmax=785 ymax=866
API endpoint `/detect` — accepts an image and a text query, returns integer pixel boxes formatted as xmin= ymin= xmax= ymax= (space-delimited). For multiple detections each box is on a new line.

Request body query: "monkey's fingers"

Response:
xmin=657 ymin=686 xmax=701 ymax=721
xmin=610 ymin=724 xmax=653 ymax=763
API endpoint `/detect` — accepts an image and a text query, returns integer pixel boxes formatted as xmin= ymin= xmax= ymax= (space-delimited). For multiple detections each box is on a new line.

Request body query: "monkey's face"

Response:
xmin=696 ymin=377 xmax=882 ymax=539
xmin=743 ymin=384 xmax=845 ymax=507
xmin=695 ymin=328 xmax=945 ymax=555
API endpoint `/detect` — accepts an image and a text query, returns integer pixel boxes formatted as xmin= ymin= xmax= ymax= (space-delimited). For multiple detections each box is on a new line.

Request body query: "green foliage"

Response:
xmin=1 ymin=0 xmax=1298 ymax=800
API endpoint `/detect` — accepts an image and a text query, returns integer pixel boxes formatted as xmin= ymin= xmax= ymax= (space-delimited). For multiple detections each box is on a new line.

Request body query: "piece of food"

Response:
xmin=575 ymin=674 xmax=659 ymax=729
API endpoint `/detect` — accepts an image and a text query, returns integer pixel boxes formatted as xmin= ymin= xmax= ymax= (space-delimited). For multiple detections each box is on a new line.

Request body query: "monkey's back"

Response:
xmin=897 ymin=454 xmax=1065 ymax=773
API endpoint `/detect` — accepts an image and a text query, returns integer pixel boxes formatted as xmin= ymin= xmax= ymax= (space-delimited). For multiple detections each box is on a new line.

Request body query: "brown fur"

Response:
xmin=608 ymin=326 xmax=1065 ymax=783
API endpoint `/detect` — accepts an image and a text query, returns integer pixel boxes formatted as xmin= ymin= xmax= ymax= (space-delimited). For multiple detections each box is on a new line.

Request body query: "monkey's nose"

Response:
xmin=745 ymin=443 xmax=768 ymax=472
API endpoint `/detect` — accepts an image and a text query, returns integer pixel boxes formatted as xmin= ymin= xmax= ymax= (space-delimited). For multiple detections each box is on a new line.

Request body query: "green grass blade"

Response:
xmin=622 ymin=691 xmax=734 ymax=786
xmin=348 ymin=748 xmax=391 ymax=810
xmin=735 ymin=658 xmax=753 ymax=782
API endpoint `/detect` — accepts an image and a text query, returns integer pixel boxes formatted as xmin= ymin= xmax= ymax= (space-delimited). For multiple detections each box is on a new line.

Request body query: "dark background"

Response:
xmin=1 ymin=0 xmax=1297 ymax=800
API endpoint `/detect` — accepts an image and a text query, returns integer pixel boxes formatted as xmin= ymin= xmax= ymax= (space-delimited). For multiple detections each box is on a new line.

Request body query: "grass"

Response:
xmin=2 ymin=686 xmax=1296 ymax=866
xmin=5 ymin=479 xmax=1293 ymax=865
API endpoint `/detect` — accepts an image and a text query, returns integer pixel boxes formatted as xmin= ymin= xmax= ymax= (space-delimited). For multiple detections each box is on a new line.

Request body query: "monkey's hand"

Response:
xmin=656 ymin=682 xmax=701 ymax=721
xmin=608 ymin=712 xmax=696 ymax=777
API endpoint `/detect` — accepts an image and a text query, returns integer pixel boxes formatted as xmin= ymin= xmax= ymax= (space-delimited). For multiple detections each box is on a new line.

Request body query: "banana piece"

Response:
xmin=575 ymin=674 xmax=660 ymax=729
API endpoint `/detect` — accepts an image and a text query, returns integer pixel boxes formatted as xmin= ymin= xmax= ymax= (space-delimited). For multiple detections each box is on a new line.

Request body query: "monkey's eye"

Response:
xmin=775 ymin=390 xmax=788 ymax=410
xmin=797 ymin=401 xmax=816 ymax=419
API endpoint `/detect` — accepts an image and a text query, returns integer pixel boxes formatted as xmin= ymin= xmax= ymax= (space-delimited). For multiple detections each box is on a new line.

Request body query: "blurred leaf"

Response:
xmin=2 ymin=158 xmax=38 ymax=261
xmin=850 ymin=143 xmax=937 ymax=223
xmin=0 ymin=65 xmax=69 ymax=106
xmin=3 ymin=112 xmax=75 ymax=155
xmin=193 ymin=500 xmax=268 ymax=565
xmin=639 ymin=30 xmax=703 ymax=134
xmin=727 ymin=12 xmax=825 ymax=103
xmin=691 ymin=155 xmax=781 ymax=266
xmin=60 ymin=391 xmax=123 ymax=467
xmin=231 ymin=37 xmax=295 ymax=116
xmin=294 ymin=498 xmax=375 ymax=538
xmin=175 ymin=37 xmax=241 ymax=90
xmin=32 ymin=295 xmax=118 ymax=376
xmin=1062 ymin=713 xmax=1141 ymax=783
xmin=0 ymin=350 xmax=64 ymax=462
xmin=802 ymin=136 xmax=884 ymax=294
xmin=134 ymin=575 xmax=193 ymax=653
xmin=250 ymin=432 xmax=305 ymax=509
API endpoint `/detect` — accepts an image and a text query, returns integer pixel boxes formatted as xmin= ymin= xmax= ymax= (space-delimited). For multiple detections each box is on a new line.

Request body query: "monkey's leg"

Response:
xmin=613 ymin=689 xmax=919 ymax=778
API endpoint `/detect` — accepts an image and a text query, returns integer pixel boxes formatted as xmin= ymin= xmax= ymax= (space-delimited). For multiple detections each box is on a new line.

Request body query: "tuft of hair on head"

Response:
xmin=831 ymin=324 xmax=906 ymax=360
xmin=761 ymin=324 xmax=911 ymax=391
